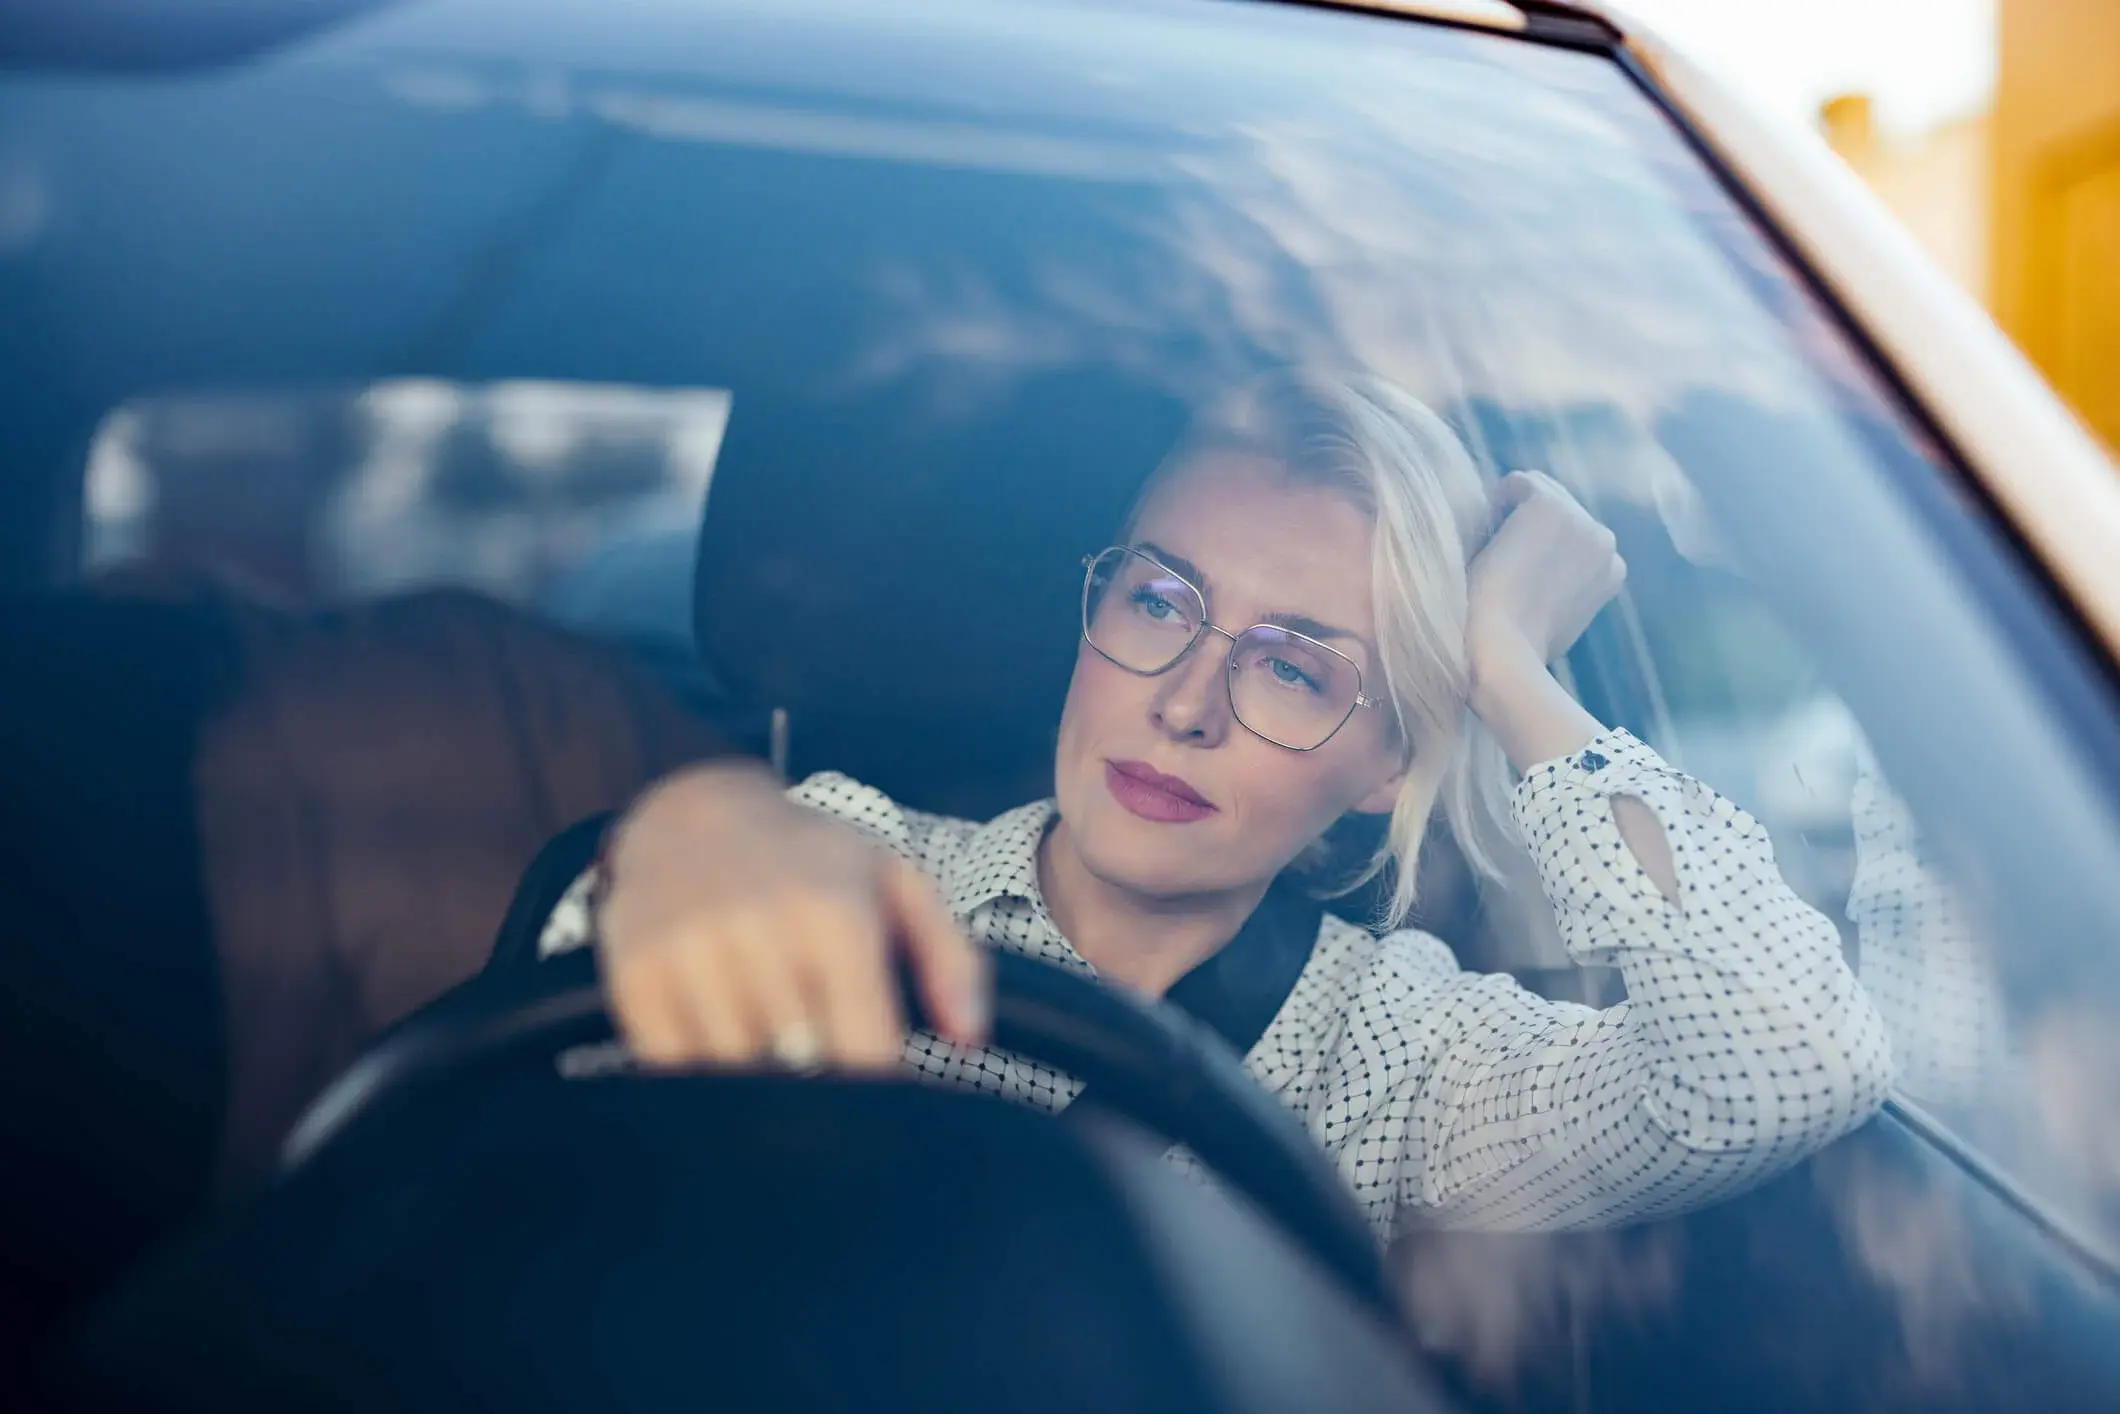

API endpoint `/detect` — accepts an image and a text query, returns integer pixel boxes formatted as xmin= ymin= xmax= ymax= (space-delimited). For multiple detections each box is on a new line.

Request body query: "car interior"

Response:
xmin=1 ymin=363 xmax=2118 ymax=1414
xmin=8 ymin=0 xmax=2120 ymax=1410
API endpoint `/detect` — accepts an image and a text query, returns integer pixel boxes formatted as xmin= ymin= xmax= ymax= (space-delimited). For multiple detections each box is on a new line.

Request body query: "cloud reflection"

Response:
xmin=828 ymin=36 xmax=1839 ymax=528
xmin=1395 ymin=1224 xmax=1680 ymax=1395
xmin=1815 ymin=1137 xmax=2030 ymax=1393
xmin=84 ymin=379 xmax=729 ymax=637
xmin=2026 ymin=1007 xmax=2120 ymax=1242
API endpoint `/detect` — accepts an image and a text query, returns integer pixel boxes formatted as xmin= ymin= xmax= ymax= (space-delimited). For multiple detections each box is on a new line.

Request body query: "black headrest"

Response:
xmin=691 ymin=370 xmax=1191 ymax=814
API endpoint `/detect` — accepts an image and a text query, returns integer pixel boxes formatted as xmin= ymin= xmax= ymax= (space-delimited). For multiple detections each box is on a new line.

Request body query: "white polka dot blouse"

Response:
xmin=542 ymin=727 xmax=1895 ymax=1237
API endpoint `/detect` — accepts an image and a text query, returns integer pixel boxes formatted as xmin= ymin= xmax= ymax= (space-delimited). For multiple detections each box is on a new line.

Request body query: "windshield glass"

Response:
xmin=10 ymin=0 xmax=2120 ymax=1402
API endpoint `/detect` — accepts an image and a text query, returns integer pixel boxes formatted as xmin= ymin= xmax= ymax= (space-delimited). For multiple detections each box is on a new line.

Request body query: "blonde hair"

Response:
xmin=1144 ymin=370 xmax=1513 ymax=928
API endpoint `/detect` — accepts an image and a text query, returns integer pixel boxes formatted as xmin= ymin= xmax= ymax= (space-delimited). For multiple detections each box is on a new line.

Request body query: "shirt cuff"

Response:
xmin=1509 ymin=727 xmax=1686 ymax=962
xmin=538 ymin=864 xmax=605 ymax=959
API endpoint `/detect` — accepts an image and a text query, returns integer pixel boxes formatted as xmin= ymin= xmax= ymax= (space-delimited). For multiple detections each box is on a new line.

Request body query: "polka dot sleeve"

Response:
xmin=1846 ymin=747 xmax=2011 ymax=1111
xmin=1389 ymin=726 xmax=1897 ymax=1228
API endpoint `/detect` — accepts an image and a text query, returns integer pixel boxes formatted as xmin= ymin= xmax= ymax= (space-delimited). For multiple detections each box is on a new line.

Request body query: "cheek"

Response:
xmin=1057 ymin=644 xmax=1135 ymax=751
xmin=1224 ymin=735 xmax=1395 ymax=863
xmin=1229 ymin=745 xmax=1355 ymax=838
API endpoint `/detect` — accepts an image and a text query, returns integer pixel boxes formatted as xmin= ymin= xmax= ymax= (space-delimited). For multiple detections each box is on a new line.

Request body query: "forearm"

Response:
xmin=1469 ymin=643 xmax=1679 ymax=902
xmin=1410 ymin=731 xmax=1897 ymax=1227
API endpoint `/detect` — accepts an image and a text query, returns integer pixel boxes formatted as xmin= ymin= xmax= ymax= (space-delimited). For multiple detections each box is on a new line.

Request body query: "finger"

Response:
xmin=722 ymin=915 xmax=824 ymax=1072
xmin=668 ymin=931 xmax=761 ymax=1066
xmin=1535 ymin=471 xmax=1598 ymax=521
xmin=800 ymin=903 xmax=905 ymax=1072
xmin=1494 ymin=470 xmax=1540 ymax=510
xmin=882 ymin=856 xmax=989 ymax=1046
xmin=605 ymin=958 xmax=696 ymax=1068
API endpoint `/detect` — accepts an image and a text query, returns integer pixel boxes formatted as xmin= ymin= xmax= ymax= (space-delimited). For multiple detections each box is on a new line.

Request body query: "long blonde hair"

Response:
xmin=1144 ymin=370 xmax=1513 ymax=928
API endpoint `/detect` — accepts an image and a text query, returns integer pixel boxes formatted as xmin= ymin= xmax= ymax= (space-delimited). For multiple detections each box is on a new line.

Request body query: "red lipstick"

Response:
xmin=1104 ymin=760 xmax=1218 ymax=823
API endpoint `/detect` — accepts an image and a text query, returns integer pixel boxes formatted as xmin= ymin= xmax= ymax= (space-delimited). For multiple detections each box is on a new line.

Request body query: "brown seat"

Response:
xmin=1 ymin=577 xmax=733 ymax=1393
xmin=181 ymin=585 xmax=729 ymax=1185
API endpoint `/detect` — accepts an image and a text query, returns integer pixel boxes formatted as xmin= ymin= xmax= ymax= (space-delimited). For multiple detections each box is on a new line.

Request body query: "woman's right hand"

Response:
xmin=595 ymin=762 xmax=990 ymax=1072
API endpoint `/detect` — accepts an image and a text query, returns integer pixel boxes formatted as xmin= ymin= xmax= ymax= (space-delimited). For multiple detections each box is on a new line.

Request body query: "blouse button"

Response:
xmin=1578 ymin=749 xmax=1608 ymax=773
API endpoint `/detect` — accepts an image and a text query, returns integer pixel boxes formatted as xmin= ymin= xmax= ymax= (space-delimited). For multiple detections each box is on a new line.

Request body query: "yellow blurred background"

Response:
xmin=1816 ymin=0 xmax=2118 ymax=453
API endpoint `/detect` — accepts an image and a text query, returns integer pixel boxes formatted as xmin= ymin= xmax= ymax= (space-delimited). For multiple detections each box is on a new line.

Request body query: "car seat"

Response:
xmin=184 ymin=582 xmax=730 ymax=1185
xmin=0 ymin=592 xmax=229 ymax=1401
xmin=0 ymin=577 xmax=733 ymax=1391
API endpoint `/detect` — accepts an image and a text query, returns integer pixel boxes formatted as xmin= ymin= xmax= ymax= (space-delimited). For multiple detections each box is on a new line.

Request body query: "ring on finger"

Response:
xmin=768 ymin=1020 xmax=824 ymax=1074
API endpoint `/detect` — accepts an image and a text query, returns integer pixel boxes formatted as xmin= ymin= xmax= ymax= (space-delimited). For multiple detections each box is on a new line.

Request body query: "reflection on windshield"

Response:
xmin=85 ymin=379 xmax=728 ymax=651
xmin=696 ymin=0 xmax=2120 ymax=1390
xmin=1849 ymin=748 xmax=2014 ymax=1113
xmin=21 ymin=0 xmax=2120 ymax=1403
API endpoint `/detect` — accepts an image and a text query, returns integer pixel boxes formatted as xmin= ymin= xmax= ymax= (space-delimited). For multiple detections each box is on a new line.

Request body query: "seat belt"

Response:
xmin=1172 ymin=874 xmax=1323 ymax=1056
xmin=1067 ymin=874 xmax=1322 ymax=1116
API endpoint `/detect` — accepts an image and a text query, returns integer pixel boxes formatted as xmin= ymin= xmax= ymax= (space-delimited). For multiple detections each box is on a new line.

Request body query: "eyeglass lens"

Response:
xmin=1083 ymin=547 xmax=1360 ymax=750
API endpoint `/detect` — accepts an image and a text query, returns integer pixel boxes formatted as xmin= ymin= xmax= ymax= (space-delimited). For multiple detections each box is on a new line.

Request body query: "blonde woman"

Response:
xmin=539 ymin=372 xmax=1893 ymax=1236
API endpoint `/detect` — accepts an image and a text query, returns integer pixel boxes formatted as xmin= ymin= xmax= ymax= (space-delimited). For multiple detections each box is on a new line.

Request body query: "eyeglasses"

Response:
xmin=1080 ymin=545 xmax=1383 ymax=752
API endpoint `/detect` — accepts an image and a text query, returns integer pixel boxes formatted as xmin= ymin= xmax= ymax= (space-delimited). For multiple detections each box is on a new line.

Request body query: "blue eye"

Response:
xmin=1267 ymin=657 xmax=1323 ymax=694
xmin=1129 ymin=586 xmax=1180 ymax=621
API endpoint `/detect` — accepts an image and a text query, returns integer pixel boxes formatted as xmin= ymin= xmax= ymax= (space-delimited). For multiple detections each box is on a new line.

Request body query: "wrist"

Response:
xmin=1465 ymin=632 xmax=1546 ymax=722
xmin=611 ymin=757 xmax=789 ymax=865
xmin=1465 ymin=639 xmax=1608 ymax=775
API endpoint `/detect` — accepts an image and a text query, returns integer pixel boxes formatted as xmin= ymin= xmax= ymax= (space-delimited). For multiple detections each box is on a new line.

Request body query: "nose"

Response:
xmin=1149 ymin=634 xmax=1232 ymax=746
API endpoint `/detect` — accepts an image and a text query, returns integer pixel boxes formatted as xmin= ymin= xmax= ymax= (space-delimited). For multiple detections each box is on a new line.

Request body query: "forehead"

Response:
xmin=1130 ymin=453 xmax=1377 ymax=633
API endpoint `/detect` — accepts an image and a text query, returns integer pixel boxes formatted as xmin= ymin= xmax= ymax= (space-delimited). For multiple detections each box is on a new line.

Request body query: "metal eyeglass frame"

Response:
xmin=1079 ymin=545 xmax=1383 ymax=752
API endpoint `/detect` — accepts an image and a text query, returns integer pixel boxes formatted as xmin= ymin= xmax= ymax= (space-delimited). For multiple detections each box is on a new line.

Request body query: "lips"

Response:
xmin=1104 ymin=759 xmax=1218 ymax=824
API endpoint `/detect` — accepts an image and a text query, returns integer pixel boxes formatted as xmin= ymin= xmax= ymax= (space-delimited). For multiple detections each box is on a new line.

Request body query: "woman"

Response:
xmin=540 ymin=373 xmax=1893 ymax=1235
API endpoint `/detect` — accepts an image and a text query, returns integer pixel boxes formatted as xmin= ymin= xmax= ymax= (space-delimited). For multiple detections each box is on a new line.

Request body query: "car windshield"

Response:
xmin=9 ymin=0 xmax=2120 ymax=1402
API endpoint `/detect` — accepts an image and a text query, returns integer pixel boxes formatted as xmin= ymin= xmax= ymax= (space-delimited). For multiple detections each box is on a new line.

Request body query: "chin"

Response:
xmin=1066 ymin=795 xmax=1234 ymax=899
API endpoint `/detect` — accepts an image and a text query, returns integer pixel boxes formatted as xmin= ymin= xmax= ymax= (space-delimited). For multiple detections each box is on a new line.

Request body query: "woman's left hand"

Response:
xmin=1462 ymin=473 xmax=1678 ymax=898
xmin=1465 ymin=471 xmax=1626 ymax=691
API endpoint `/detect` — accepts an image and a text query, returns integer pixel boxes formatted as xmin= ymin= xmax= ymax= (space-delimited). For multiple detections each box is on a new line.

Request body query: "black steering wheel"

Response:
xmin=282 ymin=945 xmax=1396 ymax=1320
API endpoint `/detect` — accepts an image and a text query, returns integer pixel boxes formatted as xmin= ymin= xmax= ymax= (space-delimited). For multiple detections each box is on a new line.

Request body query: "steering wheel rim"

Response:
xmin=282 ymin=946 xmax=1397 ymax=1321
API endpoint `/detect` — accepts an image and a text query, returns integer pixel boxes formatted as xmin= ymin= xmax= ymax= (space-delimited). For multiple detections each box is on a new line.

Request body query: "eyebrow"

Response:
xmin=1132 ymin=539 xmax=1362 ymax=645
xmin=1260 ymin=610 xmax=1359 ymax=644
xmin=1134 ymin=540 xmax=1210 ymax=592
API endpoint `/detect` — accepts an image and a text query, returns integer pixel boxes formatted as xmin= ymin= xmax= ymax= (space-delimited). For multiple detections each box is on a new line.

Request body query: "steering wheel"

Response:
xmin=282 ymin=946 xmax=1396 ymax=1320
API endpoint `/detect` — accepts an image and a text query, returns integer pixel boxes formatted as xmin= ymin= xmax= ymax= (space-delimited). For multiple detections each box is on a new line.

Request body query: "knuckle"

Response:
xmin=626 ymin=909 xmax=725 ymax=962
xmin=738 ymin=890 xmax=839 ymax=945
xmin=606 ymin=951 xmax=680 ymax=1011
xmin=793 ymin=896 xmax=886 ymax=955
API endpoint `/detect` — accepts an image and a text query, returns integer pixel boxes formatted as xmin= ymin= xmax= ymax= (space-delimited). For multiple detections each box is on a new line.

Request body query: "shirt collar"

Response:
xmin=943 ymin=797 xmax=1058 ymax=920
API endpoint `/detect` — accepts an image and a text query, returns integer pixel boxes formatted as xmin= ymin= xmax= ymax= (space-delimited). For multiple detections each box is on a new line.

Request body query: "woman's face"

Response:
xmin=1051 ymin=452 xmax=1408 ymax=902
